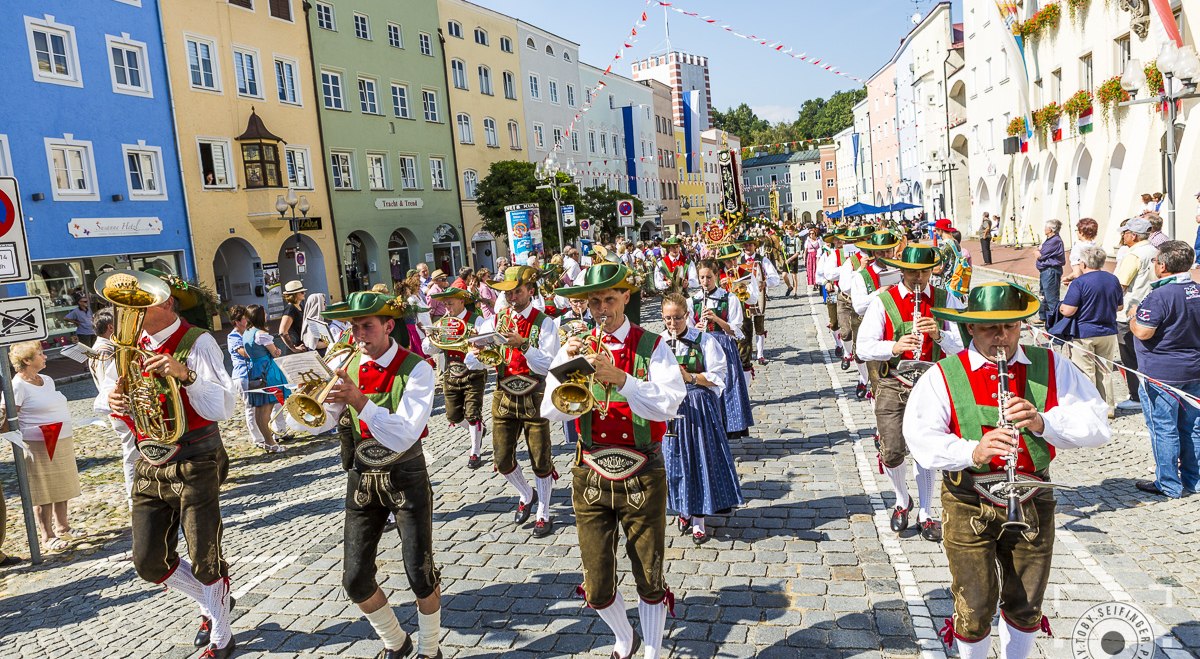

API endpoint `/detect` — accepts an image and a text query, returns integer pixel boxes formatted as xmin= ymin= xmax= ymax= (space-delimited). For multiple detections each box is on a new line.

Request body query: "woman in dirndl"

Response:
xmin=661 ymin=294 xmax=745 ymax=545
xmin=691 ymin=257 xmax=754 ymax=438
xmin=244 ymin=304 xmax=289 ymax=453
xmin=804 ymin=227 xmax=823 ymax=289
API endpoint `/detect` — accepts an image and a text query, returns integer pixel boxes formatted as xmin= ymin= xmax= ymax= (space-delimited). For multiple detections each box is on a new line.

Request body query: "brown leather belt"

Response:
xmin=579 ymin=445 xmax=661 ymax=481
xmin=944 ymin=468 xmax=1050 ymax=508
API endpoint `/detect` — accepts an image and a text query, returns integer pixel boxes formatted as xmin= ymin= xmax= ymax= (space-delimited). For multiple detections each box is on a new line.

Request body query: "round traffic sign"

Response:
xmin=0 ymin=188 xmax=15 ymax=239
xmin=618 ymin=200 xmax=634 ymax=216
xmin=580 ymin=219 xmax=591 ymax=231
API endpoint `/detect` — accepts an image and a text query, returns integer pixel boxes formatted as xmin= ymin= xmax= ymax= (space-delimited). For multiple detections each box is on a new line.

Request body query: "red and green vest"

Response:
xmin=857 ymin=262 xmax=883 ymax=295
xmin=938 ymin=346 xmax=1059 ymax=474
xmin=879 ymin=285 xmax=949 ymax=364
xmin=498 ymin=307 xmax=547 ymax=378
xmin=671 ymin=334 xmax=706 ymax=374
xmin=347 ymin=346 xmax=428 ymax=445
xmin=576 ymin=324 xmax=666 ymax=451
xmin=691 ymin=290 xmax=730 ymax=326
xmin=843 ymin=249 xmax=862 ymax=271
xmin=119 ymin=321 xmax=213 ymax=443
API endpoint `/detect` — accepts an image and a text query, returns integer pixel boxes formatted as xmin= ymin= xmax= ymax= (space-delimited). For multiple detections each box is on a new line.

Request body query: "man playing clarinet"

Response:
xmin=543 ymin=263 xmax=686 ymax=659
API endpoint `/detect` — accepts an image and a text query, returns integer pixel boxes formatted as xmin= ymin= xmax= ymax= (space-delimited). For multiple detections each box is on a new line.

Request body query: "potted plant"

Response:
xmin=1017 ymin=2 xmax=1062 ymax=41
xmin=1067 ymin=0 xmax=1090 ymax=22
xmin=1032 ymin=102 xmax=1063 ymax=139
xmin=1145 ymin=60 xmax=1164 ymax=95
xmin=1006 ymin=116 xmax=1028 ymax=137
xmin=1095 ymin=76 xmax=1130 ymax=126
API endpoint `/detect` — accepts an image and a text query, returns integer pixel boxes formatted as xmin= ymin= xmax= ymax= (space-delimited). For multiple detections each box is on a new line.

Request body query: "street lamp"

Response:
xmin=276 ymin=188 xmax=310 ymax=282
xmin=535 ymin=152 xmax=578 ymax=253
xmin=1120 ymin=43 xmax=1200 ymax=239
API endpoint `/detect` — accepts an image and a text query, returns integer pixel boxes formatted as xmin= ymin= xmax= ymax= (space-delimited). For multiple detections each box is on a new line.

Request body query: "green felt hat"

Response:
xmin=855 ymin=230 xmax=903 ymax=252
xmin=322 ymin=291 xmax=407 ymax=320
xmin=661 ymin=236 xmax=682 ymax=247
xmin=876 ymin=243 xmax=942 ymax=271
xmin=486 ymin=265 xmax=540 ymax=292
xmin=430 ymin=286 xmax=473 ymax=301
xmin=143 ymin=268 xmax=201 ymax=312
xmin=713 ymin=244 xmax=742 ymax=261
xmin=555 ymin=262 xmax=640 ymax=299
xmin=931 ymin=282 xmax=1040 ymax=324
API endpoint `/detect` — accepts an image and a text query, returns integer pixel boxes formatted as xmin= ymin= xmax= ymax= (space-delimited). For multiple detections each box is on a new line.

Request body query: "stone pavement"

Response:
xmin=0 ymin=293 xmax=1198 ymax=658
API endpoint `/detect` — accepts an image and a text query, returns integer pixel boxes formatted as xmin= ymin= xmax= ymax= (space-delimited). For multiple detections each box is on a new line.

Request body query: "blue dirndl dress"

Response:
xmin=708 ymin=331 xmax=753 ymax=435
xmin=245 ymin=328 xmax=289 ymax=408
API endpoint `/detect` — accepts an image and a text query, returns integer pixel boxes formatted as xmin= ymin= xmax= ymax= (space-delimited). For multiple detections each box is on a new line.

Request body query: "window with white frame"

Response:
xmin=232 ymin=48 xmax=261 ymax=97
xmin=1080 ymin=52 xmax=1094 ymax=91
xmin=106 ymin=35 xmax=151 ymax=97
xmin=548 ymin=79 xmax=559 ymax=104
xmin=419 ymin=32 xmax=432 ymax=56
xmin=545 ymin=44 xmax=554 ymax=56
xmin=451 ymin=59 xmax=467 ymax=89
xmin=422 ymin=89 xmax=439 ymax=122
xmin=185 ymin=36 xmax=219 ymax=90
xmin=275 ymin=58 xmax=299 ymax=104
xmin=399 ymin=155 xmax=419 ymax=188
xmin=566 ymin=84 xmax=575 ymax=107
xmin=589 ymin=130 xmax=596 ymax=153
xmin=552 ymin=126 xmax=563 ymax=148
xmin=284 ymin=146 xmax=312 ymax=188
xmin=1115 ymin=34 xmax=1131 ymax=74
xmin=478 ymin=66 xmax=493 ymax=95
xmin=391 ymin=83 xmax=410 ymax=118
xmin=198 ymin=139 xmax=233 ymax=187
xmin=45 ymin=138 xmax=97 ymax=200
xmin=798 ymin=171 xmax=806 ymax=182
xmin=483 ymin=118 xmax=498 ymax=147
xmin=122 ymin=144 xmax=165 ymax=199
xmin=463 ymin=170 xmax=479 ymax=199
xmin=533 ymin=124 xmax=545 ymax=149
xmin=269 ymin=0 xmax=292 ymax=21
xmin=500 ymin=36 xmax=513 ymax=53
xmin=825 ymin=161 xmax=833 ymax=170
xmin=600 ymin=133 xmax=607 ymax=154
xmin=367 ymin=153 xmax=388 ymax=189
xmin=571 ymin=132 xmax=580 ymax=152
xmin=25 ymin=16 xmax=81 ymax=87
xmin=330 ymin=151 xmax=354 ymax=189
xmin=528 ymin=73 xmax=540 ymax=100
xmin=826 ymin=178 xmax=834 ymax=188
xmin=447 ymin=21 xmax=463 ymax=38
xmin=457 ymin=114 xmax=473 ymax=143
xmin=358 ymin=77 xmax=379 ymax=114
xmin=800 ymin=191 xmax=807 ymax=201
xmin=526 ymin=37 xmax=535 ymax=49
xmin=563 ymin=51 xmax=571 ymax=62
xmin=755 ymin=175 xmax=763 ymax=186
xmin=502 ymin=71 xmax=516 ymax=99
xmin=387 ymin=22 xmax=402 ymax=48
xmin=507 ymin=121 xmax=520 ymax=148
xmin=321 ymin=70 xmax=344 ymax=109
xmin=429 ymin=157 xmax=447 ymax=189
xmin=474 ymin=28 xmax=488 ymax=45
xmin=353 ymin=13 xmax=371 ymax=40
xmin=315 ymin=2 xmax=335 ymax=30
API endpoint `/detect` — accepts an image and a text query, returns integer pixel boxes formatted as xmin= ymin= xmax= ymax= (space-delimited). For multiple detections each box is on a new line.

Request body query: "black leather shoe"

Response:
xmin=692 ymin=531 xmax=708 ymax=545
xmin=514 ymin=491 xmax=538 ymax=524
xmin=611 ymin=633 xmax=642 ymax=659
xmin=375 ymin=634 xmax=414 ymax=659
xmin=1136 ymin=480 xmax=1168 ymax=496
xmin=415 ymin=650 xmax=442 ymax=659
xmin=194 ymin=597 xmax=235 ymax=647
xmin=532 ymin=518 xmax=554 ymax=538
xmin=834 ymin=345 xmax=844 ymax=358
xmin=920 ymin=519 xmax=943 ymax=542
xmin=467 ymin=454 xmax=482 ymax=470
xmin=199 ymin=638 xmax=237 ymax=659
xmin=676 ymin=516 xmax=691 ymax=535
xmin=890 ymin=498 xmax=913 ymax=533
xmin=840 ymin=356 xmax=852 ymax=371
xmin=855 ymin=383 xmax=867 ymax=399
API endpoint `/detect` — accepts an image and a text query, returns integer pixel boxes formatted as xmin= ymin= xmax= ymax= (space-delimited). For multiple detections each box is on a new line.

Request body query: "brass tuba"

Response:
xmin=283 ymin=344 xmax=361 ymax=427
xmin=550 ymin=316 xmax=615 ymax=417
xmin=94 ymin=270 xmax=185 ymax=444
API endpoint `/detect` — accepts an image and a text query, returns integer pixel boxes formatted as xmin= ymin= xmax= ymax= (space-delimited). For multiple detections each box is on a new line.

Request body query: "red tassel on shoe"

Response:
xmin=664 ymin=589 xmax=676 ymax=618
xmin=574 ymin=583 xmax=587 ymax=605
xmin=551 ymin=469 xmax=560 ymax=481
xmin=939 ymin=618 xmax=955 ymax=646
xmin=1040 ymin=615 xmax=1052 ymax=636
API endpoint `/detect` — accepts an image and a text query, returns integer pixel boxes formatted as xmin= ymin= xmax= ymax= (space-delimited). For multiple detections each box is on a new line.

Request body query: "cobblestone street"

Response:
xmin=1 ymin=292 xmax=1198 ymax=658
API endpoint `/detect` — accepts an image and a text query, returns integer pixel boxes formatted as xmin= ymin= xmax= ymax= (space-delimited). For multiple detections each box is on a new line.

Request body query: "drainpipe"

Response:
xmin=437 ymin=28 xmax=471 ymax=270
xmin=155 ymin=0 xmax=199 ymax=282
xmin=300 ymin=0 xmax=347 ymax=300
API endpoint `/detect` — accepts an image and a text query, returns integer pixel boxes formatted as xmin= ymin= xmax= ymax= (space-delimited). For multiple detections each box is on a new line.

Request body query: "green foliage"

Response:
xmin=710 ymin=103 xmax=770 ymax=140
xmin=712 ymin=88 xmax=867 ymax=150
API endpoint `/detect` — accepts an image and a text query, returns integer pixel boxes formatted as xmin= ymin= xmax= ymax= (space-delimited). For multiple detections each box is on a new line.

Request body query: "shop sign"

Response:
xmin=375 ymin=198 xmax=424 ymax=210
xmin=69 ymin=217 xmax=163 ymax=239
xmin=289 ymin=216 xmax=323 ymax=232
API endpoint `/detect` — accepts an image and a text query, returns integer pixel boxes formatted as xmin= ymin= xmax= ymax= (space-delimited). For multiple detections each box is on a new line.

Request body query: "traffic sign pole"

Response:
xmin=0 ymin=329 xmax=41 ymax=565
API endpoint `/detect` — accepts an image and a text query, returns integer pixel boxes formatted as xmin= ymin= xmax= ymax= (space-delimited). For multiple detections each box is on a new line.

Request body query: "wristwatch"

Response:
xmin=183 ymin=369 xmax=198 ymax=386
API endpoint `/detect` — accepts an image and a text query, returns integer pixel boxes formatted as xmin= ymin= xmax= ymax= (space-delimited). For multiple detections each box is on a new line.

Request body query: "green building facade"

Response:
xmin=307 ymin=0 xmax=465 ymax=291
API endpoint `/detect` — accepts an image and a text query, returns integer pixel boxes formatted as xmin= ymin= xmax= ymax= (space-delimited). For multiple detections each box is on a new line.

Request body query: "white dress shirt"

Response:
xmin=296 ymin=340 xmax=435 ymax=455
xmin=848 ymin=262 xmax=903 ymax=316
xmin=688 ymin=287 xmax=745 ymax=340
xmin=667 ymin=327 xmax=728 ymax=397
xmin=423 ymin=308 xmax=488 ymax=371
xmin=563 ymin=255 xmax=582 ymax=281
xmin=96 ymin=317 xmax=237 ymax=424
xmin=855 ymin=282 xmax=965 ymax=362
xmin=903 ymin=342 xmax=1111 ymax=472
xmin=540 ymin=316 xmax=686 ymax=423
xmin=465 ymin=303 xmax=560 ymax=374
xmin=816 ymin=248 xmax=842 ymax=287
xmin=653 ymin=260 xmax=699 ymax=292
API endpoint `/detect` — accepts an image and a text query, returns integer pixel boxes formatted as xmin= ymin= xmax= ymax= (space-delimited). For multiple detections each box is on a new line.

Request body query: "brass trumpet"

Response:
xmin=283 ymin=344 xmax=361 ymax=428
xmin=558 ymin=318 xmax=592 ymax=344
xmin=550 ymin=316 xmax=614 ymax=418
xmin=477 ymin=310 xmax=514 ymax=367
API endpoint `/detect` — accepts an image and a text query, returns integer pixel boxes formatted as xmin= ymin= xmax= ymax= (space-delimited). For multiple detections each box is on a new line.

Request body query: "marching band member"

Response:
xmin=295 ymin=292 xmax=443 ymax=659
xmin=834 ymin=227 xmax=873 ymax=398
xmin=691 ymin=255 xmax=754 ymax=439
xmin=542 ymin=263 xmax=686 ymax=659
xmin=477 ymin=266 xmax=562 ymax=538
xmin=847 ymin=230 xmax=904 ymax=399
xmin=425 ymin=288 xmax=489 ymax=469
xmin=653 ymin=236 xmax=698 ymax=295
xmin=661 ymin=293 xmax=743 ymax=545
xmin=100 ymin=270 xmax=238 ymax=658
xmin=737 ymin=236 xmax=781 ymax=366
xmin=856 ymin=245 xmax=963 ymax=542
xmin=555 ymin=296 xmax=594 ymax=445
xmin=903 ymin=283 xmax=1109 ymax=659
xmin=817 ymin=228 xmax=850 ymax=357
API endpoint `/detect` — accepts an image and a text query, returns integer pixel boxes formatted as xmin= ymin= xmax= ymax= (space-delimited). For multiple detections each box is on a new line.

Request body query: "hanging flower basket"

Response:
xmin=1064 ymin=89 xmax=1093 ymax=119
xmin=1006 ymin=116 xmax=1028 ymax=137
xmin=1067 ymin=0 xmax=1090 ymax=22
xmin=1095 ymin=76 xmax=1129 ymax=126
xmin=1145 ymin=60 xmax=1164 ymax=95
xmin=1017 ymin=2 xmax=1062 ymax=41
xmin=1032 ymin=102 xmax=1063 ymax=139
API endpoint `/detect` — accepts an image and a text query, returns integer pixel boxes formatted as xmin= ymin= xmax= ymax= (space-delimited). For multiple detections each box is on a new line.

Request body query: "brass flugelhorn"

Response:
xmin=477 ymin=309 xmax=514 ymax=367
xmin=283 ymin=344 xmax=361 ymax=428
xmin=550 ymin=315 xmax=614 ymax=417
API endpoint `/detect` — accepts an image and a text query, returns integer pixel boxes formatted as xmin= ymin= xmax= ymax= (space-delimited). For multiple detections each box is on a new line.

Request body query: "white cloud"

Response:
xmin=752 ymin=104 xmax=798 ymax=124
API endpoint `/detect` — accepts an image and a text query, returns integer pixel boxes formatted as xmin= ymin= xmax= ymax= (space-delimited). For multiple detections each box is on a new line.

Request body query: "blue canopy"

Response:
xmin=883 ymin=201 xmax=921 ymax=212
xmin=827 ymin=202 xmax=888 ymax=219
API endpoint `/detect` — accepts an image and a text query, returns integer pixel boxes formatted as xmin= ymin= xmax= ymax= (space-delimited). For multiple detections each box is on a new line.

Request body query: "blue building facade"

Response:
xmin=0 ymin=0 xmax=192 ymax=350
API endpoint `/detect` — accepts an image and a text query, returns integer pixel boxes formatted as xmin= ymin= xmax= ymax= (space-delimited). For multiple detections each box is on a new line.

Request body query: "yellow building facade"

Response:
xmin=160 ymin=0 xmax=340 ymax=318
xmin=676 ymin=126 xmax=706 ymax=232
xmin=439 ymin=0 xmax=528 ymax=271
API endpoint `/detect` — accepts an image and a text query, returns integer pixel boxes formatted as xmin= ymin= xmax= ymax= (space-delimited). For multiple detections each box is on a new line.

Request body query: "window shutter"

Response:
xmin=269 ymin=0 xmax=292 ymax=20
xmin=229 ymin=0 xmax=253 ymax=9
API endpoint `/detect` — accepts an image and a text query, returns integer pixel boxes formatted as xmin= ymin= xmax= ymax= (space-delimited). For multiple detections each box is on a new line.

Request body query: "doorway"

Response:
xmin=432 ymin=223 xmax=463 ymax=276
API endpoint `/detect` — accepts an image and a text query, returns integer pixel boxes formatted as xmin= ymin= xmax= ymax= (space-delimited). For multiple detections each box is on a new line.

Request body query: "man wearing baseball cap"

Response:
xmin=1114 ymin=216 xmax=1160 ymax=411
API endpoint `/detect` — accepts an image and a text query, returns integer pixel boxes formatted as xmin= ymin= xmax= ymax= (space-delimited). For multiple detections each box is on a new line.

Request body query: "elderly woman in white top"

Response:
xmin=6 ymin=341 xmax=82 ymax=551
xmin=301 ymin=293 xmax=347 ymax=354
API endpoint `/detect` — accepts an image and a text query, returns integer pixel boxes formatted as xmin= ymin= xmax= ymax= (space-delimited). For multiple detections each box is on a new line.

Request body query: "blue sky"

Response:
xmin=473 ymin=0 xmax=962 ymax=123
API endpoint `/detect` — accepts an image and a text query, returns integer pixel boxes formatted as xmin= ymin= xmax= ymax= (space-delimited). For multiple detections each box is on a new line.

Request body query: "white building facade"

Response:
xmin=516 ymin=22 xmax=582 ymax=166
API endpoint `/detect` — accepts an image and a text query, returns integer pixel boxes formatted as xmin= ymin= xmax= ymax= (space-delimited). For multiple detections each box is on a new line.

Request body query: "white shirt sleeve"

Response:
xmin=761 ymin=258 xmax=781 ymax=288
xmin=254 ymin=331 xmax=276 ymax=346
xmin=356 ymin=359 xmax=436 ymax=454
xmin=726 ymin=295 xmax=746 ymax=339
xmin=616 ymin=337 xmax=687 ymax=422
xmin=1039 ymin=351 xmax=1111 ymax=449
xmin=855 ymin=296 xmax=894 ymax=362
xmin=463 ymin=314 xmax=495 ymax=370
xmin=902 ymin=365 xmax=979 ymax=471
xmin=700 ymin=333 xmax=727 ymax=397
xmin=687 ymin=263 xmax=700 ymax=291
xmin=183 ymin=333 xmax=238 ymax=423
xmin=520 ymin=314 xmax=561 ymax=376
xmin=653 ymin=265 xmax=669 ymax=291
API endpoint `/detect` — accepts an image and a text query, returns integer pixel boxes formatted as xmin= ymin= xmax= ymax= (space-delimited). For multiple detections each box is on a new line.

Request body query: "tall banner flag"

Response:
xmin=504 ymin=203 xmax=544 ymax=265
xmin=994 ymin=1 xmax=1034 ymax=141
xmin=718 ymin=148 xmax=743 ymax=217
xmin=1150 ymin=0 xmax=1183 ymax=46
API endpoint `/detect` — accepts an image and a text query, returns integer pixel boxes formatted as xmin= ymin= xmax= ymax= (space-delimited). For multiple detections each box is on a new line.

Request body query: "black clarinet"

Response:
xmin=995 ymin=348 xmax=1030 ymax=532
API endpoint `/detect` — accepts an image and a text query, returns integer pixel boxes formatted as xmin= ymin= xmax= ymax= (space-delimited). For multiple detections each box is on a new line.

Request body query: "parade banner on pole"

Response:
xmin=505 ymin=203 xmax=544 ymax=266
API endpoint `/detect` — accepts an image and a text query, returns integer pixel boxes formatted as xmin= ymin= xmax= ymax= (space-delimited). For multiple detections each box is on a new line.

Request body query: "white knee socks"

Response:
xmin=503 ymin=466 xmax=533 ymax=503
xmin=243 ymin=398 xmax=266 ymax=446
xmin=201 ymin=576 xmax=232 ymax=648
xmin=595 ymin=591 xmax=636 ymax=657
xmin=956 ymin=634 xmax=993 ymax=659
xmin=163 ymin=557 xmax=207 ymax=614
xmin=364 ymin=605 xmax=408 ymax=651
xmin=856 ymin=361 xmax=869 ymax=384
xmin=754 ymin=334 xmax=765 ymax=359
xmin=1000 ymin=618 xmax=1039 ymax=658
xmin=417 ymin=609 xmax=441 ymax=657
xmin=535 ymin=474 xmax=553 ymax=521
xmin=691 ymin=517 xmax=706 ymax=535
xmin=638 ymin=599 xmax=668 ymax=659
xmin=915 ymin=463 xmax=936 ymax=523
xmin=833 ymin=333 xmax=844 ymax=349
xmin=468 ymin=422 xmax=483 ymax=457
xmin=884 ymin=462 xmax=910 ymax=509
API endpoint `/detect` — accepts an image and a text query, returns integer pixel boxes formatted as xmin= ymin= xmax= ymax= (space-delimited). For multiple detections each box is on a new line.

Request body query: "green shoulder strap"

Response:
xmin=173 ymin=326 xmax=207 ymax=363
xmin=347 ymin=350 xmax=423 ymax=438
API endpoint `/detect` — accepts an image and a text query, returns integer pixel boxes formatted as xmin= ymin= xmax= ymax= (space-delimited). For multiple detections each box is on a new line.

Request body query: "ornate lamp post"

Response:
xmin=276 ymin=188 xmax=310 ymax=282
xmin=535 ymin=152 xmax=578 ymax=253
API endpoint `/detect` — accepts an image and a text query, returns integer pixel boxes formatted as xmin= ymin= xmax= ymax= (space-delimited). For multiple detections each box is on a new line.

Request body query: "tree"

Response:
xmin=713 ymin=87 xmax=867 ymax=149
xmin=711 ymin=103 xmax=770 ymax=140
xmin=474 ymin=159 xmax=583 ymax=254
xmin=576 ymin=186 xmax=645 ymax=244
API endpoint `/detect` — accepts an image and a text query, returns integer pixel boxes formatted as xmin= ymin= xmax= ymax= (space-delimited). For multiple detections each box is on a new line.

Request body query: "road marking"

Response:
xmin=231 ymin=554 xmax=299 ymax=599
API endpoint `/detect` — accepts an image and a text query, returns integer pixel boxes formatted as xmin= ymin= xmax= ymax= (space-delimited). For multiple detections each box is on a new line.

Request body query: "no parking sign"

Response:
xmin=0 ymin=178 xmax=31 ymax=282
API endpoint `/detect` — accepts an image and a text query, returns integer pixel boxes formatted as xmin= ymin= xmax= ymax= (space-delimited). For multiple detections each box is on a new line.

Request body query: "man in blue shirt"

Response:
xmin=1129 ymin=241 xmax=1200 ymax=498
xmin=1035 ymin=219 xmax=1066 ymax=327
xmin=1059 ymin=246 xmax=1124 ymax=415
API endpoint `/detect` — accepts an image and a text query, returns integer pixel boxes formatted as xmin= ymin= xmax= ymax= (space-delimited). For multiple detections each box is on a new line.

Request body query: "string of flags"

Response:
xmin=653 ymin=2 xmax=865 ymax=84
